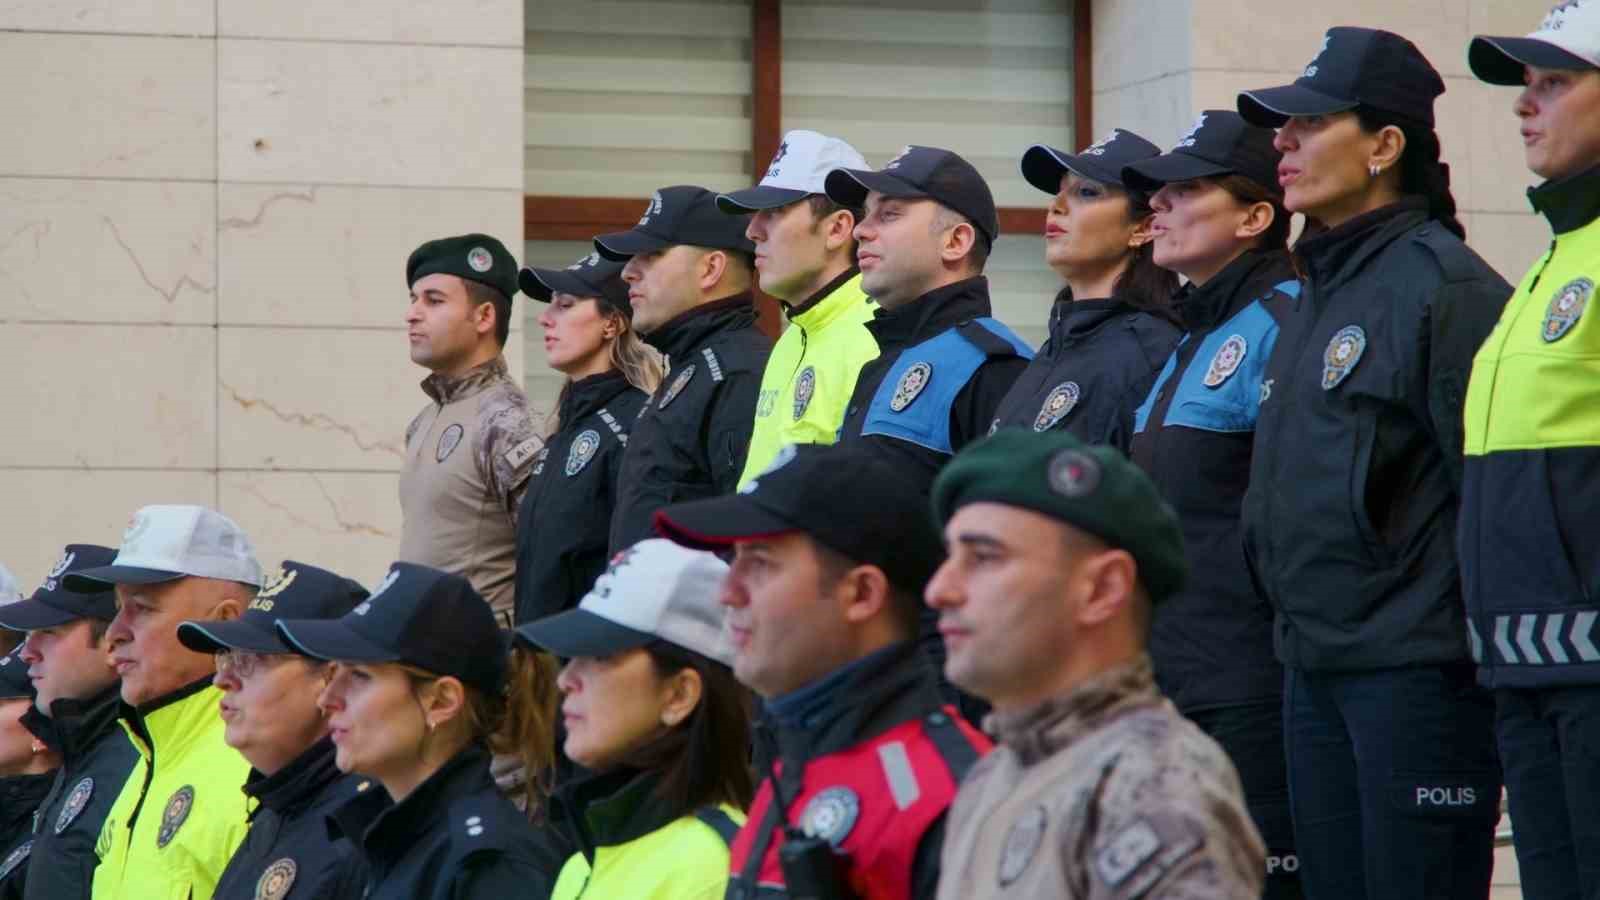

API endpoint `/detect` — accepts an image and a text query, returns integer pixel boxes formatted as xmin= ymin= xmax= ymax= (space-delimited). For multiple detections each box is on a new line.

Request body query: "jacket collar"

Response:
xmin=121 ymin=676 xmax=221 ymax=762
xmin=865 ymin=276 xmax=993 ymax=349
xmin=25 ymin=684 xmax=124 ymax=759
xmin=645 ymin=293 xmax=758 ymax=363
xmin=550 ymin=768 xmax=678 ymax=861
xmin=0 ymin=771 xmax=54 ymax=837
xmin=762 ymin=640 xmax=944 ymax=761
xmin=1529 ymin=163 xmax=1600 ymax=236
xmin=1046 ymin=291 xmax=1133 ymax=348
xmin=420 ymin=355 xmax=510 ymax=406
xmin=558 ymin=370 xmax=635 ymax=426
xmin=1294 ymin=198 xmax=1429 ymax=294
xmin=244 ymin=735 xmax=344 ymax=820
xmin=1174 ymin=249 xmax=1291 ymax=331
xmin=986 ymin=655 xmax=1163 ymax=767
xmin=788 ymin=268 xmax=863 ymax=322
xmin=333 ymin=742 xmax=489 ymax=857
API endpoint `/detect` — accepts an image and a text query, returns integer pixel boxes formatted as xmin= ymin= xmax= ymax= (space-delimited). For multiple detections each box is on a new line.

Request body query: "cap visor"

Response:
xmin=177 ymin=619 xmax=289 ymax=655
xmin=1469 ymin=36 xmax=1594 ymax=86
xmin=593 ymin=229 xmax=672 ymax=262
xmin=63 ymin=565 xmax=183 ymax=590
xmin=653 ymin=496 xmax=799 ymax=551
xmin=1021 ymin=144 xmax=1124 ymax=194
xmin=518 ymin=266 xmax=601 ymax=303
xmin=717 ymin=186 xmax=810 ymax=213
xmin=513 ymin=608 xmax=657 ymax=658
xmin=823 ymin=169 xmax=924 ymax=208
xmin=1121 ymin=152 xmax=1233 ymax=193
xmin=275 ymin=618 xmax=398 ymax=664
xmin=1237 ymin=84 xmax=1359 ymax=126
xmin=0 ymin=598 xmax=79 ymax=631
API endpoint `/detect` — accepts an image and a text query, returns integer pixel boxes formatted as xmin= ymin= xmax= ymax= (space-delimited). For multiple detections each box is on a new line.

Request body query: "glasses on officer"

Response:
xmin=214 ymin=649 xmax=283 ymax=681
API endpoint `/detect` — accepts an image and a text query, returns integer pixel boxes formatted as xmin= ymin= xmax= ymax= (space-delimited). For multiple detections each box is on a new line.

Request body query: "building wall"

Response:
xmin=0 ymin=1 xmax=525 ymax=588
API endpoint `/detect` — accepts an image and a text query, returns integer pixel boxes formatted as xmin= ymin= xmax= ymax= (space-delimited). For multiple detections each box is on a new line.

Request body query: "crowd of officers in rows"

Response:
xmin=1 ymin=7 xmax=1598 ymax=899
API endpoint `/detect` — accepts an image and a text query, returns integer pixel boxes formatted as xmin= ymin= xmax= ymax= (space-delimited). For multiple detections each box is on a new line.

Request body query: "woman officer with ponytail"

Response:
xmin=1236 ymin=27 xmax=1511 ymax=900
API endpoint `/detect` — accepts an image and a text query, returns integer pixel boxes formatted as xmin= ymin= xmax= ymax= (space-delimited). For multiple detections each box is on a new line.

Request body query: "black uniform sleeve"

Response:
xmin=950 ymin=355 xmax=1031 ymax=449
xmin=1423 ymin=272 xmax=1510 ymax=491
xmin=451 ymin=852 xmax=556 ymax=900
xmin=701 ymin=367 xmax=763 ymax=496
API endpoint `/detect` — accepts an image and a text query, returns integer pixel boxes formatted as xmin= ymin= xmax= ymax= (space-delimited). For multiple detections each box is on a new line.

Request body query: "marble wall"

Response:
xmin=1 ymin=1 xmax=525 ymax=588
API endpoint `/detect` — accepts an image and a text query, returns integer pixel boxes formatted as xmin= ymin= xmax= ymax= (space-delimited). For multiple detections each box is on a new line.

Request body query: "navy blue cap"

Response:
xmin=518 ymin=250 xmax=633 ymax=316
xmin=1122 ymin=111 xmax=1283 ymax=194
xmin=824 ymin=146 xmax=999 ymax=249
xmin=0 ymin=545 xmax=119 ymax=631
xmin=0 ymin=646 xmax=32 ymax=701
xmin=177 ymin=561 xmax=368 ymax=656
xmin=594 ymin=186 xmax=756 ymax=262
xmin=1238 ymin=27 xmax=1446 ymax=128
xmin=1022 ymin=129 xmax=1162 ymax=194
xmin=276 ymin=562 xmax=506 ymax=697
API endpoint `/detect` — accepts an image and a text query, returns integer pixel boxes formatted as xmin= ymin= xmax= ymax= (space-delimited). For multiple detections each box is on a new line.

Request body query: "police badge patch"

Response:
xmin=157 ymin=786 xmax=194 ymax=848
xmin=1034 ymin=382 xmax=1080 ymax=431
xmin=1321 ymin=325 xmax=1367 ymax=390
xmin=56 ymin=777 xmax=94 ymax=834
xmin=658 ymin=365 xmax=696 ymax=410
xmin=565 ymin=430 xmax=601 ymax=477
xmin=466 ymin=246 xmax=493 ymax=273
xmin=998 ymin=805 xmax=1048 ymax=886
xmin=1048 ymin=449 xmax=1101 ymax=498
xmin=793 ymin=366 xmax=817 ymax=421
xmin=0 ymin=841 xmax=30 ymax=880
xmin=255 ymin=858 xmax=297 ymax=900
xmin=889 ymin=363 xmax=932 ymax=412
xmin=1542 ymin=277 xmax=1593 ymax=343
xmin=436 ymin=424 xmax=465 ymax=462
xmin=1203 ymin=335 xmax=1248 ymax=388
xmin=800 ymin=787 xmax=860 ymax=847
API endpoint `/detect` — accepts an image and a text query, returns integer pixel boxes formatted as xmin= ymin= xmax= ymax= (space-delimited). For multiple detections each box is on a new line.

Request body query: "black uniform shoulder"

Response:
xmin=700 ymin=324 xmax=772 ymax=375
xmin=953 ymin=319 xmax=1028 ymax=358
xmin=1406 ymin=222 xmax=1511 ymax=288
xmin=1124 ymin=311 xmax=1183 ymax=365
xmin=443 ymin=790 xmax=532 ymax=863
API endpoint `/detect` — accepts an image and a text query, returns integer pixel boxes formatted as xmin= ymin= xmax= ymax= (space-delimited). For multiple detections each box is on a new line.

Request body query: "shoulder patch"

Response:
xmin=436 ymin=424 xmax=464 ymax=462
xmin=1094 ymin=820 xmax=1163 ymax=886
xmin=1034 ymin=382 xmax=1080 ymax=431
xmin=0 ymin=841 xmax=30 ymax=881
xmin=503 ymin=436 xmax=541 ymax=469
xmin=1202 ymin=335 xmax=1248 ymax=388
xmin=448 ymin=804 xmax=512 ymax=860
xmin=701 ymin=347 xmax=725 ymax=383
xmin=1321 ymin=325 xmax=1367 ymax=390
xmin=793 ymin=366 xmax=817 ymax=421
xmin=890 ymin=363 xmax=932 ymax=412
xmin=597 ymin=407 xmax=627 ymax=444
xmin=1543 ymin=277 xmax=1592 ymax=343
xmin=56 ymin=777 xmax=95 ymax=834
xmin=156 ymin=786 xmax=194 ymax=848
xmin=255 ymin=858 xmax=297 ymax=900
xmin=565 ymin=430 xmax=601 ymax=476
xmin=799 ymin=787 xmax=860 ymax=848
xmin=659 ymin=365 xmax=696 ymax=409
xmin=998 ymin=805 xmax=1048 ymax=887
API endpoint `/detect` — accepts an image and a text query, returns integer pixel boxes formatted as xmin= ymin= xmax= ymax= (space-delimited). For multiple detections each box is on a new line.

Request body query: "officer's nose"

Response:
xmin=1272 ymin=125 xmax=1297 ymax=154
xmin=317 ymin=670 xmax=345 ymax=715
xmin=746 ymin=213 xmax=766 ymax=244
xmin=1513 ymin=84 xmax=1538 ymax=120
xmin=213 ymin=661 xmax=241 ymax=694
xmin=717 ymin=570 xmax=748 ymax=610
xmin=556 ymin=659 xmax=581 ymax=695
xmin=1150 ymin=185 xmax=1173 ymax=214
xmin=621 ymin=258 xmax=643 ymax=284
xmin=923 ymin=558 xmax=962 ymax=611
xmin=404 ymin=297 xmax=423 ymax=325
xmin=104 ymin=603 xmax=133 ymax=650
xmin=17 ymin=633 xmax=41 ymax=666
xmin=537 ymin=306 xmax=556 ymax=330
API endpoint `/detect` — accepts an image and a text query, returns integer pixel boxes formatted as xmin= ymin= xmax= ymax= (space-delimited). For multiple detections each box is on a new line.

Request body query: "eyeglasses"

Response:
xmin=214 ymin=650 xmax=286 ymax=681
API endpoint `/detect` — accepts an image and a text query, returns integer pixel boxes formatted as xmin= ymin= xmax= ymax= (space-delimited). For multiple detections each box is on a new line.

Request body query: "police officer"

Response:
xmin=655 ymin=442 xmax=990 ymax=900
xmin=716 ymin=130 xmax=881 ymax=486
xmin=513 ymin=251 xmax=653 ymax=624
xmin=989 ymin=131 xmax=1180 ymax=448
xmin=1236 ymin=27 xmax=1511 ymax=899
xmin=66 ymin=505 xmax=261 ymax=900
xmin=596 ymin=186 xmax=772 ymax=550
xmin=0 ymin=545 xmax=137 ymax=900
xmin=0 ymin=646 xmax=56 ymax=897
xmin=1120 ymin=112 xmax=1302 ymax=899
xmin=400 ymin=233 xmax=541 ymax=624
xmin=824 ymin=146 xmax=1033 ymax=484
xmin=176 ymin=562 xmax=371 ymax=900
xmin=1465 ymin=5 xmax=1600 ymax=898
xmin=277 ymin=562 xmax=560 ymax=899
xmin=925 ymin=430 xmax=1264 ymax=899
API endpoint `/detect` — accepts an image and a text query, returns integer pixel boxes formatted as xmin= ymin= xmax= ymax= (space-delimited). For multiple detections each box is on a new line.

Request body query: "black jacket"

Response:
xmin=11 ymin=686 xmax=138 ymax=900
xmin=0 ymin=773 xmax=53 ymax=896
xmin=993 ymin=292 xmax=1180 ymax=451
xmin=1129 ymin=250 xmax=1297 ymax=712
xmin=1241 ymin=201 xmax=1511 ymax=672
xmin=329 ymin=743 xmax=562 ymax=900
xmin=213 ymin=737 xmax=366 ymax=900
xmin=609 ymin=295 xmax=771 ymax=552
xmin=515 ymin=370 xmax=648 ymax=623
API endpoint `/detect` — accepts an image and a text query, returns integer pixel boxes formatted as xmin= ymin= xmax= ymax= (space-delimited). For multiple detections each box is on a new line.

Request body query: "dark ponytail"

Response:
xmin=1112 ymin=189 xmax=1181 ymax=323
xmin=1355 ymin=107 xmax=1465 ymax=240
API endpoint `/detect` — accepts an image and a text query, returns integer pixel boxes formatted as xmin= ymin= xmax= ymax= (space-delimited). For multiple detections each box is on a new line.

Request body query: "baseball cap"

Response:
xmin=1470 ymin=1 xmax=1600 ymax=85
xmin=66 ymin=505 xmax=263 ymax=590
xmin=518 ymin=250 xmax=633 ymax=317
xmin=276 ymin=562 xmax=505 ymax=696
xmin=0 ymin=646 xmax=32 ymax=701
xmin=0 ymin=545 xmax=119 ymax=631
xmin=594 ymin=186 xmax=757 ymax=261
xmin=824 ymin=145 xmax=999 ymax=249
xmin=1122 ymin=111 xmax=1283 ymax=194
xmin=932 ymin=430 xmax=1187 ymax=604
xmin=1238 ymin=27 xmax=1447 ymax=127
xmin=514 ymin=539 xmax=733 ymax=666
xmin=406 ymin=233 xmax=519 ymax=301
xmin=654 ymin=442 xmax=945 ymax=595
xmin=717 ymin=130 xmax=870 ymax=213
xmin=177 ymin=561 xmax=369 ymax=656
xmin=1022 ymin=129 xmax=1161 ymax=194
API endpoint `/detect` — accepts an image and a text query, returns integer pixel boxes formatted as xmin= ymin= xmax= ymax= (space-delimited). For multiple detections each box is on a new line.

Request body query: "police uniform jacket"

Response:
xmin=1240 ymin=199 xmax=1510 ymax=673
xmin=514 ymin=370 xmax=648 ymax=624
xmin=329 ymin=742 xmax=560 ymax=900
xmin=0 ymin=774 xmax=53 ymax=895
xmin=212 ymin=737 xmax=367 ymax=900
xmin=936 ymin=656 xmax=1264 ymax=899
xmin=992 ymin=292 xmax=1180 ymax=451
xmin=608 ymin=294 xmax=772 ymax=552
xmin=13 ymin=685 xmax=138 ymax=900
xmin=727 ymin=641 xmax=991 ymax=900
xmin=93 ymin=678 xmax=253 ymax=900
xmin=836 ymin=276 xmax=1032 ymax=487
xmin=1129 ymin=250 xmax=1298 ymax=713
xmin=1463 ymin=164 xmax=1600 ymax=689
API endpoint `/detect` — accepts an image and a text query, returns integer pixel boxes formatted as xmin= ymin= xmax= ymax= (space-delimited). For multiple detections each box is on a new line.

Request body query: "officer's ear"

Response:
xmin=202 ymin=584 xmax=247 ymax=623
xmin=1236 ymin=200 xmax=1277 ymax=241
xmin=938 ymin=219 xmax=977 ymax=266
xmin=658 ymin=665 xmax=703 ymax=729
xmin=697 ymin=249 xmax=730 ymax=293
xmin=1074 ymin=547 xmax=1139 ymax=629
xmin=1128 ymin=211 xmax=1158 ymax=249
xmin=837 ymin=564 xmax=893 ymax=628
xmin=420 ymin=675 xmax=466 ymax=730
xmin=821 ymin=209 xmax=857 ymax=254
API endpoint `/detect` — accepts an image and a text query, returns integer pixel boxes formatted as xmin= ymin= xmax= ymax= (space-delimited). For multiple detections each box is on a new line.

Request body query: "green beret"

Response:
xmin=406 ymin=233 xmax=518 ymax=300
xmin=931 ymin=429 xmax=1187 ymax=603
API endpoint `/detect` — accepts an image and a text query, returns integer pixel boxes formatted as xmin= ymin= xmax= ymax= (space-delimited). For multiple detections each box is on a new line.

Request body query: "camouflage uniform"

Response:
xmin=937 ymin=656 xmax=1264 ymax=899
xmin=399 ymin=356 xmax=540 ymax=624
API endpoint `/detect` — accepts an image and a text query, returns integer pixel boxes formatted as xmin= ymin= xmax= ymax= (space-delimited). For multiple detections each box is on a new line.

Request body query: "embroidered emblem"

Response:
xmin=1259 ymin=378 xmax=1275 ymax=405
xmin=504 ymin=437 xmax=542 ymax=468
xmin=1303 ymin=34 xmax=1332 ymax=78
xmin=987 ymin=417 xmax=1000 ymax=436
xmin=1033 ymin=381 xmax=1080 ymax=431
xmin=1203 ymin=334 xmax=1248 ymax=388
xmin=353 ymin=568 xmax=401 ymax=616
xmin=800 ymin=787 xmax=860 ymax=847
xmin=658 ymin=365 xmax=696 ymax=409
xmin=530 ymin=446 xmax=549 ymax=477
xmin=1176 ymin=114 xmax=1207 ymax=148
xmin=466 ymin=246 xmax=493 ymax=273
xmin=638 ymin=191 xmax=664 ymax=225
xmin=793 ymin=367 xmax=817 ymax=420
xmin=998 ymin=805 xmax=1048 ymax=887
xmin=764 ymin=140 xmax=790 ymax=179
xmin=435 ymin=424 xmax=464 ymax=462
xmin=565 ymin=430 xmax=601 ymax=477
xmin=889 ymin=363 xmax=932 ymax=412
xmin=1095 ymin=820 xmax=1164 ymax=886
xmin=1082 ymin=130 xmax=1120 ymax=156
xmin=1321 ymin=325 xmax=1367 ymax=389
xmin=566 ymin=252 xmax=600 ymax=271
xmin=123 ymin=512 xmax=151 ymax=547
xmin=156 ymin=786 xmax=194 ymax=848
xmin=701 ymin=347 xmax=725 ymax=382
xmin=464 ymin=814 xmax=485 ymax=837
xmin=1048 ymin=449 xmax=1101 ymax=498
xmin=40 ymin=549 xmax=76 ymax=592
xmin=56 ymin=777 xmax=95 ymax=834
xmin=1542 ymin=277 xmax=1592 ymax=342
xmin=256 ymin=568 xmax=297 ymax=601
xmin=0 ymin=842 xmax=30 ymax=880
xmin=884 ymin=146 xmax=914 ymax=170
xmin=255 ymin=858 xmax=297 ymax=900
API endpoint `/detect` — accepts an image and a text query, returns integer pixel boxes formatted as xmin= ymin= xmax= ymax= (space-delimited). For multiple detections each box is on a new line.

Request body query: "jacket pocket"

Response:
xmin=1346 ymin=415 xmax=1390 ymax=566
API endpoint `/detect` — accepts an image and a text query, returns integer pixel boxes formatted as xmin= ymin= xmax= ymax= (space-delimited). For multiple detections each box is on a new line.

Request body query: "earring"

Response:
xmin=1369 ymin=163 xmax=1381 ymax=177
xmin=30 ymin=739 xmax=45 ymax=754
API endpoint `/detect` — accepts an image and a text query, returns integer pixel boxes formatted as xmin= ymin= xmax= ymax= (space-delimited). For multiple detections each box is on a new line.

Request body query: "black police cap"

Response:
xmin=824 ymin=145 xmax=999 ymax=249
xmin=1022 ymin=129 xmax=1161 ymax=194
xmin=177 ymin=560 xmax=368 ymax=656
xmin=1121 ymin=111 xmax=1283 ymax=195
xmin=276 ymin=562 xmax=506 ymax=697
xmin=1238 ymin=27 xmax=1446 ymax=128
xmin=406 ymin=234 xmax=519 ymax=301
xmin=0 ymin=545 xmax=118 ymax=631
xmin=518 ymin=250 xmax=632 ymax=317
xmin=594 ymin=186 xmax=756 ymax=262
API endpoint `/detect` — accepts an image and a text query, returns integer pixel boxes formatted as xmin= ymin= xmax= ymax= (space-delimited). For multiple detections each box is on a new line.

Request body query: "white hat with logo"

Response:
xmin=1470 ymin=1 xmax=1600 ymax=85
xmin=65 ymin=504 xmax=263 ymax=589
xmin=717 ymin=130 xmax=871 ymax=213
